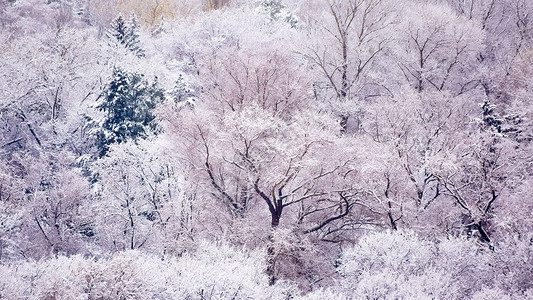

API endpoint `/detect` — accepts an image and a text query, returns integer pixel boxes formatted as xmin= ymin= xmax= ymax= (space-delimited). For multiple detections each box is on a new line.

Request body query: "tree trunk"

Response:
xmin=271 ymin=214 xmax=280 ymax=228
xmin=266 ymin=237 xmax=276 ymax=286
xmin=267 ymin=211 xmax=281 ymax=285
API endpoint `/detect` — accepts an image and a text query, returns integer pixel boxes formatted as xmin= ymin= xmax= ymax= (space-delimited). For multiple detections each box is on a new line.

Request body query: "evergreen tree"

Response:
xmin=107 ymin=14 xmax=145 ymax=58
xmin=481 ymin=100 xmax=503 ymax=133
xmin=261 ymin=0 xmax=298 ymax=28
xmin=96 ymin=68 xmax=164 ymax=157
xmin=170 ymin=74 xmax=196 ymax=106
xmin=108 ymin=15 xmax=128 ymax=44
xmin=126 ymin=13 xmax=145 ymax=58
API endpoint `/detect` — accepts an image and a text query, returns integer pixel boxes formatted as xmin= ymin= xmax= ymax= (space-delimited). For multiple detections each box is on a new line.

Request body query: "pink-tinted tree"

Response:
xmin=394 ymin=1 xmax=484 ymax=95
xmin=160 ymin=32 xmax=365 ymax=283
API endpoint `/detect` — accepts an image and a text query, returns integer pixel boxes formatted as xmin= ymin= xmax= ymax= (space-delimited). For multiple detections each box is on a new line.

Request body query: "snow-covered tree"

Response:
xmin=1 ymin=0 xmax=532 ymax=296
xmin=90 ymin=140 xmax=195 ymax=255
xmin=107 ymin=14 xmax=145 ymax=57
xmin=95 ymin=68 xmax=164 ymax=157
xmin=0 ymin=242 xmax=296 ymax=299
xmin=395 ymin=1 xmax=484 ymax=95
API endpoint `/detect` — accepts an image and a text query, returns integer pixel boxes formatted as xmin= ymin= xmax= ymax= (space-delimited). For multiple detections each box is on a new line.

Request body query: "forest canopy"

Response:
xmin=0 ymin=0 xmax=532 ymax=299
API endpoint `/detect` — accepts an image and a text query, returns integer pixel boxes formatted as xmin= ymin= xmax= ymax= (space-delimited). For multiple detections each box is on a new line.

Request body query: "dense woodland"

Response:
xmin=0 ymin=0 xmax=532 ymax=298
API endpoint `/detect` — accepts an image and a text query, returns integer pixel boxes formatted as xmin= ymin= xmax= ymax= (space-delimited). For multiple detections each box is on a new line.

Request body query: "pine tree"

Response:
xmin=261 ymin=0 xmax=298 ymax=28
xmin=96 ymin=68 xmax=164 ymax=157
xmin=481 ymin=100 xmax=503 ymax=133
xmin=170 ymin=74 xmax=196 ymax=106
xmin=108 ymin=15 xmax=128 ymax=44
xmin=126 ymin=13 xmax=145 ymax=58
xmin=107 ymin=14 xmax=145 ymax=58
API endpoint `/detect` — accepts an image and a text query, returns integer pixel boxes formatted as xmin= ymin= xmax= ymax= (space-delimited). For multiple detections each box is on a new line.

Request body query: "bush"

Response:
xmin=0 ymin=241 xmax=295 ymax=299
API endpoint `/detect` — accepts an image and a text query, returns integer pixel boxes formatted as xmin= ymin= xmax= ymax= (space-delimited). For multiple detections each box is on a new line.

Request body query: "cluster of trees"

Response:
xmin=0 ymin=0 xmax=532 ymax=298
